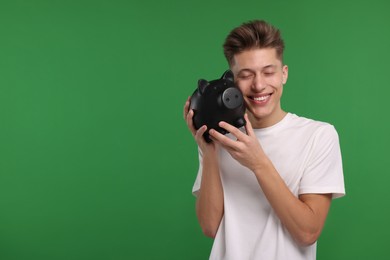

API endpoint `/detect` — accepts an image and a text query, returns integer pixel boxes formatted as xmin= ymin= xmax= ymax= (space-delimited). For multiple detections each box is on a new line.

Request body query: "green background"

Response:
xmin=0 ymin=0 xmax=389 ymax=259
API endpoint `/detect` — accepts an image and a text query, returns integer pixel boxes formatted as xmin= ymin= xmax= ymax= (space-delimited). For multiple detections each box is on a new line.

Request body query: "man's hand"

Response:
xmin=183 ymin=97 xmax=216 ymax=154
xmin=209 ymin=113 xmax=268 ymax=172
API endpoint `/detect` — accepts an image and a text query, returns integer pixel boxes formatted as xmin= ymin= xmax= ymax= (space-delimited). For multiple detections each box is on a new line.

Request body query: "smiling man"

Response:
xmin=232 ymin=48 xmax=287 ymax=128
xmin=184 ymin=20 xmax=345 ymax=260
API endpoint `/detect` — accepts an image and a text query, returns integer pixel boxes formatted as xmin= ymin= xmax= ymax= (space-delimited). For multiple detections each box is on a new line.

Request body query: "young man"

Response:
xmin=184 ymin=20 xmax=345 ymax=260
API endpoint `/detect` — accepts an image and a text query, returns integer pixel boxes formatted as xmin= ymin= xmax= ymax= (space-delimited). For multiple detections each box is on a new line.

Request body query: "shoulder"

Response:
xmin=286 ymin=113 xmax=338 ymax=136
xmin=285 ymin=114 xmax=343 ymax=163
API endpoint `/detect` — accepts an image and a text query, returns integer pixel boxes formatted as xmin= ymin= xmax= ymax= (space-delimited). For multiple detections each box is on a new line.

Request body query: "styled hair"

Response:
xmin=223 ymin=20 xmax=285 ymax=65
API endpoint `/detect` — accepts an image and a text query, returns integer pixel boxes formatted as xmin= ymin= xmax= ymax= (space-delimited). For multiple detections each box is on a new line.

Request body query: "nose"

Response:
xmin=252 ymin=73 xmax=266 ymax=92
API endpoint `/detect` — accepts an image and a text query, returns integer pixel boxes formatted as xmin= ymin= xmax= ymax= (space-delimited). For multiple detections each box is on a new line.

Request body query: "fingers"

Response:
xmin=209 ymin=128 xmax=238 ymax=148
xmin=218 ymin=121 xmax=247 ymax=142
xmin=186 ymin=109 xmax=197 ymax=136
xmin=183 ymin=96 xmax=191 ymax=120
xmin=184 ymin=103 xmax=207 ymax=141
xmin=189 ymin=117 xmax=208 ymax=146
xmin=243 ymin=113 xmax=255 ymax=137
xmin=195 ymin=125 xmax=207 ymax=142
xmin=183 ymin=97 xmax=211 ymax=147
xmin=183 ymin=96 xmax=198 ymax=136
xmin=209 ymin=118 xmax=253 ymax=150
xmin=216 ymin=114 xmax=255 ymax=140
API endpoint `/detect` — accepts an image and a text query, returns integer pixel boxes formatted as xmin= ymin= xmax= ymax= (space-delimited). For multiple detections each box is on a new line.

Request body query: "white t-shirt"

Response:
xmin=192 ymin=113 xmax=345 ymax=260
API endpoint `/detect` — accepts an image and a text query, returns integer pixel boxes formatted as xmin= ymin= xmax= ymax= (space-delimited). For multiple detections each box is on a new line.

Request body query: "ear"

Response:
xmin=282 ymin=65 xmax=288 ymax=84
xmin=197 ymin=79 xmax=209 ymax=94
xmin=221 ymin=70 xmax=234 ymax=82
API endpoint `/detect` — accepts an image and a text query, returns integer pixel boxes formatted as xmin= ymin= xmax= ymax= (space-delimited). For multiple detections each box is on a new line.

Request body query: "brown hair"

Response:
xmin=223 ymin=20 xmax=285 ymax=66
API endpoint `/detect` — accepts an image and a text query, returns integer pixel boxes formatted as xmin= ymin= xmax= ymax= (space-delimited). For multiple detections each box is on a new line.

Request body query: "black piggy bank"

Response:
xmin=190 ymin=70 xmax=246 ymax=142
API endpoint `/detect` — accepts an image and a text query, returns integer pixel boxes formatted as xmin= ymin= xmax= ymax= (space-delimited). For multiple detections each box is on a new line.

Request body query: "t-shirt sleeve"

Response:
xmin=192 ymin=147 xmax=203 ymax=197
xmin=299 ymin=124 xmax=346 ymax=199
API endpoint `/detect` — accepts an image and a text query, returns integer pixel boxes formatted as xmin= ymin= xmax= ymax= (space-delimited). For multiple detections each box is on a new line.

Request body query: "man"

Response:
xmin=183 ymin=20 xmax=345 ymax=260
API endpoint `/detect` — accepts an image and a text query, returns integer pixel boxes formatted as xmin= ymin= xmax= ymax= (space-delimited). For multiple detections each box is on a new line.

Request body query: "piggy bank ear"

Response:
xmin=221 ymin=70 xmax=234 ymax=82
xmin=197 ymin=79 xmax=209 ymax=94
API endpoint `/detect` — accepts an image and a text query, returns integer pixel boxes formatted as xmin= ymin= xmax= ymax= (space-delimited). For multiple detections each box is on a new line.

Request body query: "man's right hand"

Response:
xmin=183 ymin=96 xmax=217 ymax=155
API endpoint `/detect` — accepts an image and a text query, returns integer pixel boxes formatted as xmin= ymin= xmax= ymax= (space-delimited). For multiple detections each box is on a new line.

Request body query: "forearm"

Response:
xmin=184 ymin=99 xmax=224 ymax=238
xmin=253 ymin=159 xmax=330 ymax=246
xmin=196 ymin=154 xmax=224 ymax=238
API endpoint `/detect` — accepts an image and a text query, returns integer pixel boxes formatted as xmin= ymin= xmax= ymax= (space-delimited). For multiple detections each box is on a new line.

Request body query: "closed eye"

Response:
xmin=237 ymin=73 xmax=254 ymax=80
xmin=264 ymin=72 xmax=275 ymax=76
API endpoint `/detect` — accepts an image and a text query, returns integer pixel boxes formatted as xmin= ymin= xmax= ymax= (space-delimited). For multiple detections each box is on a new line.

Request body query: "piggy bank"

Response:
xmin=190 ymin=70 xmax=246 ymax=142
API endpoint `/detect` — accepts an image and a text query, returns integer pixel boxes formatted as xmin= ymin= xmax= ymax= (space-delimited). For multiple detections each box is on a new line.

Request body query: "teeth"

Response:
xmin=253 ymin=95 xmax=270 ymax=101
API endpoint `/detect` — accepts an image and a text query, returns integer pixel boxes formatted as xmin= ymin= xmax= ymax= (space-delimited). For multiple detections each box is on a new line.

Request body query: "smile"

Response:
xmin=253 ymin=95 xmax=270 ymax=101
xmin=251 ymin=94 xmax=271 ymax=103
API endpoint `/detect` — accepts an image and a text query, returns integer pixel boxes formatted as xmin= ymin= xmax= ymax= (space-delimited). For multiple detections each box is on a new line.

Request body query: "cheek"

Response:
xmin=268 ymin=76 xmax=284 ymax=88
xmin=236 ymin=81 xmax=250 ymax=93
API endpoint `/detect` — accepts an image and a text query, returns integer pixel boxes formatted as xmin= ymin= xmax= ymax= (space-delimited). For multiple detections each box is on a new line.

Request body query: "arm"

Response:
xmin=184 ymin=98 xmax=224 ymax=238
xmin=253 ymin=158 xmax=331 ymax=246
xmin=195 ymin=151 xmax=224 ymax=238
xmin=209 ymin=113 xmax=331 ymax=246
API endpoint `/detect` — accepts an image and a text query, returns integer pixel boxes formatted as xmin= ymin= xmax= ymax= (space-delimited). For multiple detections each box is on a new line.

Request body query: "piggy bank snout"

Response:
xmin=222 ymin=87 xmax=243 ymax=109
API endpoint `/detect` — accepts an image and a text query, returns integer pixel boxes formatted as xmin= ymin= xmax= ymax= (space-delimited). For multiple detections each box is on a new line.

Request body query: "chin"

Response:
xmin=247 ymin=105 xmax=273 ymax=118
xmin=247 ymin=110 xmax=271 ymax=122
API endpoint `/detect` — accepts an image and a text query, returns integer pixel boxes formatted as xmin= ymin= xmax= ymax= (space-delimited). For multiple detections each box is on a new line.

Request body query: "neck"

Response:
xmin=248 ymin=109 xmax=287 ymax=129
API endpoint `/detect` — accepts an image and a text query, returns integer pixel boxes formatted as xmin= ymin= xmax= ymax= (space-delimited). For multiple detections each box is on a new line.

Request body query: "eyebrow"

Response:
xmin=237 ymin=65 xmax=277 ymax=74
xmin=263 ymin=65 xmax=277 ymax=70
xmin=237 ymin=69 xmax=255 ymax=74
